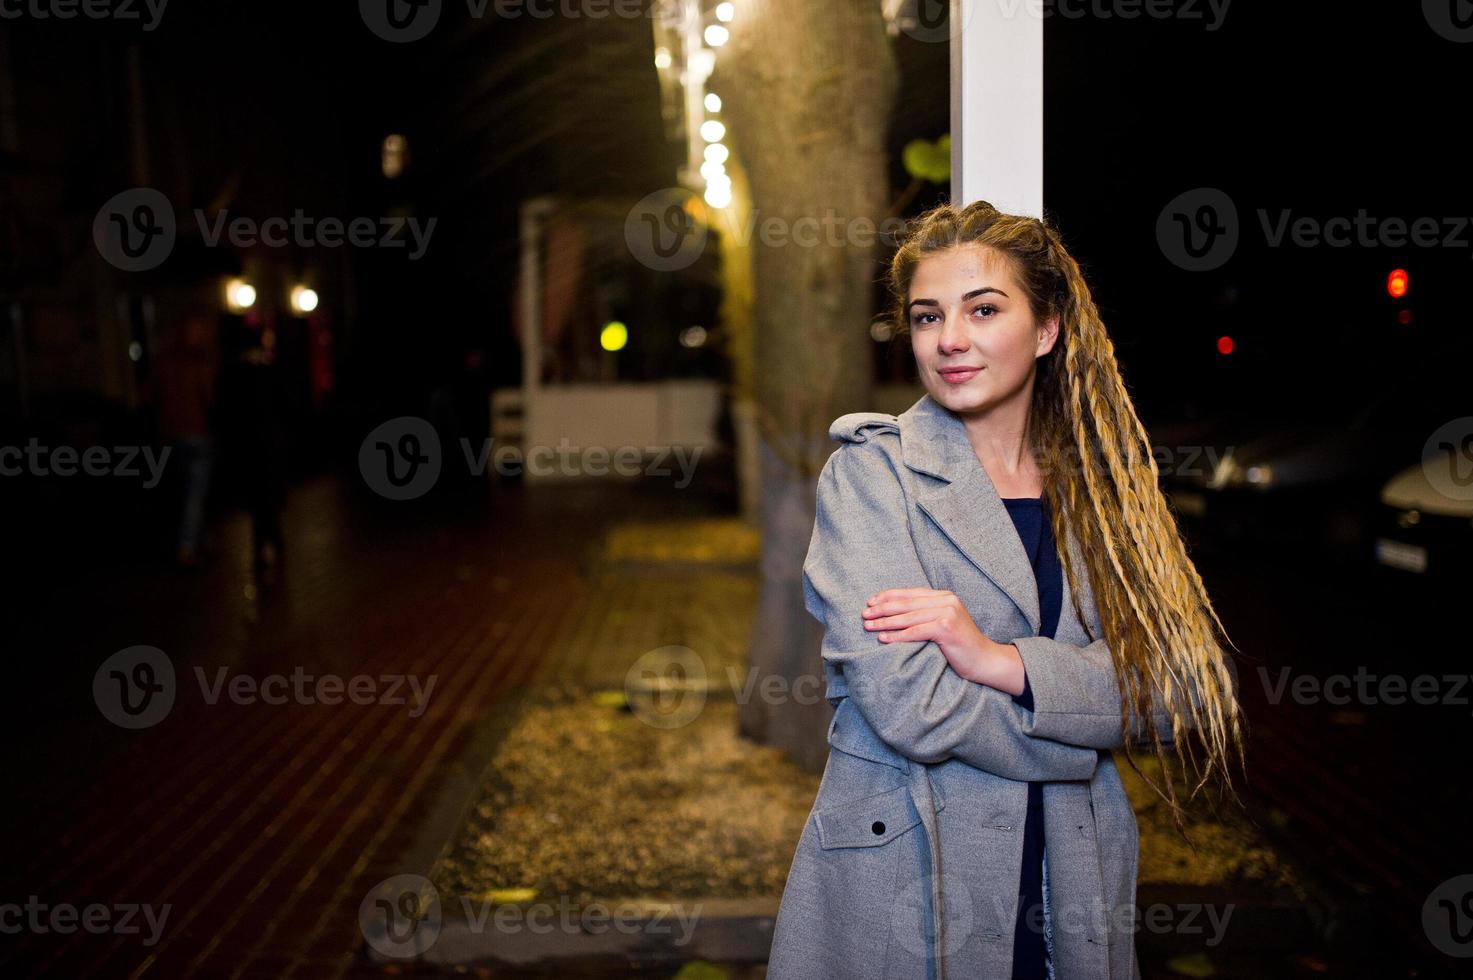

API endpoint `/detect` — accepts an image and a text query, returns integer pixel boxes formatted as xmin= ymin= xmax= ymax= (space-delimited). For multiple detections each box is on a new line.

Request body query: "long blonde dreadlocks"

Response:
xmin=886 ymin=200 xmax=1248 ymax=836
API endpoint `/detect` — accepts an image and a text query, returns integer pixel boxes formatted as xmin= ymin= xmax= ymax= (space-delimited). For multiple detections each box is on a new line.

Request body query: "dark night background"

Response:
xmin=0 ymin=2 xmax=1470 ymax=978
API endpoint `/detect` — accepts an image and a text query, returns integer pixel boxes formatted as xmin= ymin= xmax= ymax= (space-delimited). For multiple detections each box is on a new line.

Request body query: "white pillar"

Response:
xmin=950 ymin=0 xmax=1043 ymax=218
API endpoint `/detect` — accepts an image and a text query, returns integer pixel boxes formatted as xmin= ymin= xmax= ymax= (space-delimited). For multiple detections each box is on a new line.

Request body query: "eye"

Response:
xmin=911 ymin=311 xmax=940 ymax=326
xmin=972 ymin=304 xmax=998 ymax=318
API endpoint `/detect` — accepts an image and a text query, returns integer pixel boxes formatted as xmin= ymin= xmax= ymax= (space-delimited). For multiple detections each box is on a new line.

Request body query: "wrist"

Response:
xmin=970 ymin=639 xmax=1026 ymax=696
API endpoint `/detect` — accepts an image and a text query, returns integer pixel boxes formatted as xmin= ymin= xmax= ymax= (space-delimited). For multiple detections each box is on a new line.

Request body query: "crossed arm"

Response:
xmin=802 ymin=443 xmax=1100 ymax=782
xmin=804 ymin=442 xmax=1237 ymax=773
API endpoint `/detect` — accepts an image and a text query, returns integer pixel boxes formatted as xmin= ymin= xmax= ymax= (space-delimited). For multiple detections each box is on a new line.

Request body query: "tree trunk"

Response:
xmin=718 ymin=0 xmax=899 ymax=774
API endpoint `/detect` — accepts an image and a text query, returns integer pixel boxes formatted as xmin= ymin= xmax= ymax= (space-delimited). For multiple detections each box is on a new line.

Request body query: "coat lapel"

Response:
xmin=898 ymin=392 xmax=1043 ymax=635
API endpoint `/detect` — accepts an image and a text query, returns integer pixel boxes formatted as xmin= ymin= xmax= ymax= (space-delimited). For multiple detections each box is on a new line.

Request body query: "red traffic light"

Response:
xmin=1216 ymin=335 xmax=1234 ymax=355
xmin=1387 ymin=268 xmax=1409 ymax=298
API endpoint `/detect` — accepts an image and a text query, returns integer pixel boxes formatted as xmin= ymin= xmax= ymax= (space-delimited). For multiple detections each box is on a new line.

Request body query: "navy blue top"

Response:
xmin=1001 ymin=495 xmax=1062 ymax=980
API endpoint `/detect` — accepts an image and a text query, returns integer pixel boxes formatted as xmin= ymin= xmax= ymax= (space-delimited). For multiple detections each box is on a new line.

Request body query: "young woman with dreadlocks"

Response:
xmin=767 ymin=200 xmax=1246 ymax=980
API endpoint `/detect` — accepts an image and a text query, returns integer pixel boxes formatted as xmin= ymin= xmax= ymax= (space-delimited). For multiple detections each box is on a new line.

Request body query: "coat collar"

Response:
xmin=896 ymin=391 xmax=1095 ymax=637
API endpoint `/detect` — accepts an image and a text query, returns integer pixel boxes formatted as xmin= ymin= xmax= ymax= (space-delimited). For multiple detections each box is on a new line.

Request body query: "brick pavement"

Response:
xmin=4 ymin=467 xmax=1465 ymax=978
xmin=0 ymin=472 xmax=733 ymax=979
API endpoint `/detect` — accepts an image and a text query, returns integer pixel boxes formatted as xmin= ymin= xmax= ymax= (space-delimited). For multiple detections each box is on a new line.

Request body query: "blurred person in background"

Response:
xmin=150 ymin=306 xmax=220 ymax=569
xmin=217 ymin=314 xmax=289 ymax=585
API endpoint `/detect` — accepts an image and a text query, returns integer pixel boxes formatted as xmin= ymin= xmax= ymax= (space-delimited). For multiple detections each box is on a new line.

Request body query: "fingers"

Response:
xmin=867 ymin=588 xmax=948 ymax=606
xmin=863 ymin=608 xmax=946 ymax=633
xmin=864 ymin=590 xmax=954 ymax=615
xmin=873 ymin=621 xmax=938 ymax=643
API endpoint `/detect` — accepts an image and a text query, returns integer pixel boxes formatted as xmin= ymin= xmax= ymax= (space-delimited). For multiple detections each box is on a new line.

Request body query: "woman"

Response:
xmin=766 ymin=201 xmax=1246 ymax=980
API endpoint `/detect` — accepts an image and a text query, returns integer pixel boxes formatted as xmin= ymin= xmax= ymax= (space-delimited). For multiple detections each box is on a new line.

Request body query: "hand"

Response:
xmin=863 ymin=588 xmax=1014 ymax=689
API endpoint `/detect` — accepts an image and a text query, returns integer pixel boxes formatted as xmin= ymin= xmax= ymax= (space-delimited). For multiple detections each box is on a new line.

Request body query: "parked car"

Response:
xmin=1371 ymin=447 xmax=1473 ymax=590
xmin=1159 ymin=377 xmax=1465 ymax=564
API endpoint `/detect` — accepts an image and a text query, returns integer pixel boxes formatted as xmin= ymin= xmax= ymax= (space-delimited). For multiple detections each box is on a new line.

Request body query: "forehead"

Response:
xmin=908 ymin=244 xmax=1016 ymax=297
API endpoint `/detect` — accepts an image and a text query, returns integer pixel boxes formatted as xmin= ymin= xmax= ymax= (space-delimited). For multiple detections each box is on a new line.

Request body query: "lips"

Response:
xmin=938 ymin=366 xmax=983 ymax=384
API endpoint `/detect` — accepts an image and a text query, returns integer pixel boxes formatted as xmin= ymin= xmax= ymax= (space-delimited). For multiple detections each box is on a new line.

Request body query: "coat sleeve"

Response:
xmin=802 ymin=441 xmax=1100 ymax=782
xmin=1011 ymin=626 xmax=1241 ymax=750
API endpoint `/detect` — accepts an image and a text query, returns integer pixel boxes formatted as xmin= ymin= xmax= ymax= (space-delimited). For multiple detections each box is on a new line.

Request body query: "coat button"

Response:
xmin=871 ymin=821 xmax=886 ymax=835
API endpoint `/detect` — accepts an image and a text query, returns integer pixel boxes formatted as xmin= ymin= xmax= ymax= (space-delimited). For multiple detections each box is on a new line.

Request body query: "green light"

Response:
xmin=601 ymin=321 xmax=628 ymax=351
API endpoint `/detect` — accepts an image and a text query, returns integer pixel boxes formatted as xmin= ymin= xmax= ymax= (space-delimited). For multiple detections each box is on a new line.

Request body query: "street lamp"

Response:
xmin=225 ymin=277 xmax=256 ymax=312
xmin=290 ymin=285 xmax=320 ymax=314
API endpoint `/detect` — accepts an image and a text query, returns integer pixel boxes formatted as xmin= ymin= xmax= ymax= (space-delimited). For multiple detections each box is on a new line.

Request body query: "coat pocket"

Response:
xmin=814 ymin=783 xmax=941 ymax=850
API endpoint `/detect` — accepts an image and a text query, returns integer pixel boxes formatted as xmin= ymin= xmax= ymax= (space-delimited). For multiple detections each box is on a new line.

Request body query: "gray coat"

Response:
xmin=768 ymin=392 xmax=1209 ymax=980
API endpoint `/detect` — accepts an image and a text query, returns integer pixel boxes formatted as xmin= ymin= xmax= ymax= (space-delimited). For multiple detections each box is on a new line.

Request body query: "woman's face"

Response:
xmin=907 ymin=244 xmax=1059 ymax=419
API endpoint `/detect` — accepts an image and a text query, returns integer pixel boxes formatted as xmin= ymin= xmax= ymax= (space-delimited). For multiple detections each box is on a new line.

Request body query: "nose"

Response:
xmin=937 ymin=312 xmax=969 ymax=354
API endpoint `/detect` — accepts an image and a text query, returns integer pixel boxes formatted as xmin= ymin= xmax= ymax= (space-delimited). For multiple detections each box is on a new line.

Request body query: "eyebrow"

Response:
xmin=905 ymin=286 xmax=1010 ymax=315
